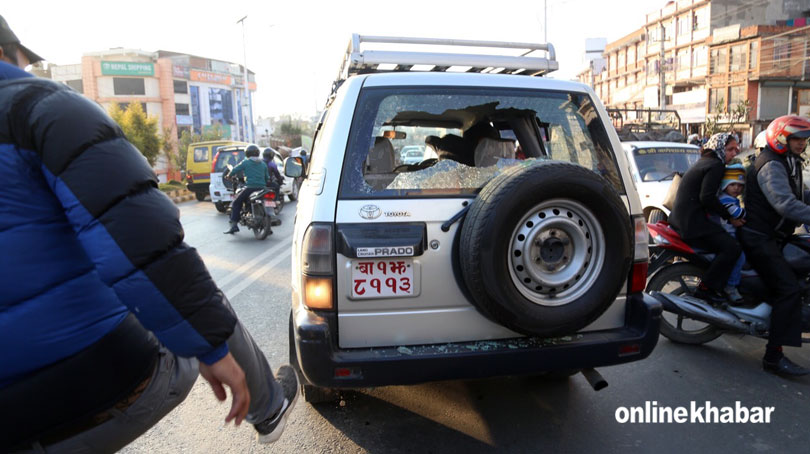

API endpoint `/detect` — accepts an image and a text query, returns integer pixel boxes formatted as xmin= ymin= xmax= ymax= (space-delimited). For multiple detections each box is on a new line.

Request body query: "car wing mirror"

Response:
xmin=284 ymin=157 xmax=304 ymax=178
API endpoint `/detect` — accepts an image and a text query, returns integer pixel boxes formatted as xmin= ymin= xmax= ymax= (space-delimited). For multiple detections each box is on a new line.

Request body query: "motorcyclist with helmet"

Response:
xmin=738 ymin=115 xmax=810 ymax=377
xmin=261 ymin=148 xmax=284 ymax=195
xmin=669 ymin=133 xmax=744 ymax=304
xmin=224 ymin=144 xmax=270 ymax=234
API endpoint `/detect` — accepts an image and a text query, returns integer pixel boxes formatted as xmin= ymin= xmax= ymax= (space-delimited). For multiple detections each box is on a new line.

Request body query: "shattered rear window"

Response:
xmin=338 ymin=86 xmax=624 ymax=198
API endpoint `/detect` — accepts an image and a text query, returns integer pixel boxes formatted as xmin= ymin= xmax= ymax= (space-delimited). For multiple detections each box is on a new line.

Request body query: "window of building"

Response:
xmin=729 ymin=85 xmax=746 ymax=110
xmin=678 ymin=15 xmax=691 ymax=36
xmin=113 ymin=77 xmax=146 ymax=95
xmin=175 ymin=103 xmax=190 ymax=115
xmin=710 ymin=47 xmax=728 ymax=74
xmin=693 ymin=7 xmax=707 ymax=31
xmin=664 ymin=21 xmax=674 ymax=41
xmin=709 ymin=87 xmax=727 ymax=113
xmin=774 ymin=38 xmax=790 ymax=65
xmin=729 ymin=44 xmax=746 ymax=72
xmin=749 ymin=41 xmax=759 ymax=70
xmin=173 ymin=79 xmax=188 ymax=94
xmin=117 ymin=101 xmax=147 ymax=113
xmin=65 ymin=79 xmax=83 ymax=93
xmin=677 ymin=49 xmax=690 ymax=71
xmin=647 ymin=58 xmax=659 ymax=75
xmin=693 ymin=45 xmax=707 ymax=68
xmin=628 ymin=45 xmax=636 ymax=65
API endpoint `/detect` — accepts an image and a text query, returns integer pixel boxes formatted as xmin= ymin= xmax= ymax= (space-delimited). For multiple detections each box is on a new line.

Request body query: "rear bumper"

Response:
xmin=186 ymin=182 xmax=209 ymax=193
xmin=292 ymin=293 xmax=662 ymax=388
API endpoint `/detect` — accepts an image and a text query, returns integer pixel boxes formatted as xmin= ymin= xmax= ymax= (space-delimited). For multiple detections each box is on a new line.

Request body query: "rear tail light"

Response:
xmin=628 ymin=215 xmax=650 ymax=293
xmin=263 ymin=191 xmax=276 ymax=200
xmin=302 ymin=223 xmax=335 ymax=310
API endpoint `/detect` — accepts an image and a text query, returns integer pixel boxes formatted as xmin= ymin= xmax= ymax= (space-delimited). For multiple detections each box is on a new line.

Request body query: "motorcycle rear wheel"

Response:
xmin=647 ymin=262 xmax=723 ymax=345
xmin=253 ymin=216 xmax=271 ymax=240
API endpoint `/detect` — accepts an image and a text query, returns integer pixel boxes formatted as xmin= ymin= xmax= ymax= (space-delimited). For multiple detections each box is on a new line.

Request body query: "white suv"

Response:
xmin=284 ymin=35 xmax=661 ymax=403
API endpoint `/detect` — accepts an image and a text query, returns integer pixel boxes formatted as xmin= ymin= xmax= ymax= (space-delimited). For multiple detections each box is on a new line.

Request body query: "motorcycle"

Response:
xmin=224 ymin=172 xmax=282 ymax=240
xmin=645 ymin=221 xmax=810 ymax=344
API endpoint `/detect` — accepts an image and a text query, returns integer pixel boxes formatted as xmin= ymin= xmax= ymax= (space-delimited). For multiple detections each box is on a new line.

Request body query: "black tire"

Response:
xmin=646 ymin=262 xmax=722 ymax=344
xmin=214 ymin=202 xmax=228 ymax=213
xmin=253 ymin=216 xmax=271 ymax=240
xmin=647 ymin=208 xmax=666 ymax=224
xmin=288 ymin=311 xmax=338 ymax=404
xmin=195 ymin=192 xmax=207 ymax=201
xmin=459 ymin=161 xmax=633 ymax=337
xmin=288 ymin=180 xmax=300 ymax=201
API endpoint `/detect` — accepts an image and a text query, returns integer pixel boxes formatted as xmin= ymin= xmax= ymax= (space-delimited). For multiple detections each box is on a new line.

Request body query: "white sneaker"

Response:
xmin=254 ymin=365 xmax=299 ymax=444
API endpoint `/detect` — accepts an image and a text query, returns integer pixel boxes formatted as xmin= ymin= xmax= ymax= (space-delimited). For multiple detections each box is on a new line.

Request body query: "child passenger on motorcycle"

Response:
xmin=710 ymin=164 xmax=747 ymax=303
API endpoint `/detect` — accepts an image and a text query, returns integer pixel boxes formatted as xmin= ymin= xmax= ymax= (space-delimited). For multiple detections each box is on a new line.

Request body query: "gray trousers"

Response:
xmin=19 ymin=300 xmax=283 ymax=453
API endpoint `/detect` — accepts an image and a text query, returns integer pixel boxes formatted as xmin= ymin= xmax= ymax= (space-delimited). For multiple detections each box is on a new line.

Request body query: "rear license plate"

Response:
xmin=351 ymin=259 xmax=414 ymax=298
xmin=264 ymin=201 xmax=276 ymax=207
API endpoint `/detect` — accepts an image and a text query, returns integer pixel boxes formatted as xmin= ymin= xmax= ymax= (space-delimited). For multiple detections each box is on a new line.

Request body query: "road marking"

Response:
xmin=222 ymin=247 xmax=293 ymax=300
xmin=214 ymin=233 xmax=293 ymax=290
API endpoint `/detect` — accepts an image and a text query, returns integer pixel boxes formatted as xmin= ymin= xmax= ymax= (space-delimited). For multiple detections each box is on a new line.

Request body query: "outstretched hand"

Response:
xmin=730 ymin=218 xmax=746 ymax=228
xmin=198 ymin=352 xmax=251 ymax=426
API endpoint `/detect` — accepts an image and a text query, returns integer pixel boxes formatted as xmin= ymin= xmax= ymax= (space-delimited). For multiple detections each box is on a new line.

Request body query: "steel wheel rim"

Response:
xmin=507 ymin=198 xmax=605 ymax=307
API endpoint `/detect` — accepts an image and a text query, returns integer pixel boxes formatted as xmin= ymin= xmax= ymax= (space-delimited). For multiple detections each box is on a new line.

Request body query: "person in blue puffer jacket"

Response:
xmin=0 ymin=15 xmax=298 ymax=451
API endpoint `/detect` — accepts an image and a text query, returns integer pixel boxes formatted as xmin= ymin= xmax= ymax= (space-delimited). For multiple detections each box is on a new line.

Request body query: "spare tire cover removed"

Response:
xmin=459 ymin=161 xmax=632 ymax=337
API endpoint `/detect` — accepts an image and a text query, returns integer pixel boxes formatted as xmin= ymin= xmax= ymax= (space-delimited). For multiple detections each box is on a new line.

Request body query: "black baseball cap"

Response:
xmin=0 ymin=14 xmax=43 ymax=64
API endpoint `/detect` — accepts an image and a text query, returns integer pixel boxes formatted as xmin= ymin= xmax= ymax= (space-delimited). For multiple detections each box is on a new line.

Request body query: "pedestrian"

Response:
xmin=669 ymin=133 xmax=744 ymax=304
xmin=0 ymin=15 xmax=298 ymax=451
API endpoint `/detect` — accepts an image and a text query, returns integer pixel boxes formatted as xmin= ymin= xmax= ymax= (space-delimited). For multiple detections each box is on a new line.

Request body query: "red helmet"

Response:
xmin=766 ymin=115 xmax=810 ymax=154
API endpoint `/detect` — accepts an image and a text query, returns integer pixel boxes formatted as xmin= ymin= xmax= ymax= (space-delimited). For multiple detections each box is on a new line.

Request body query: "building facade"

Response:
xmin=49 ymin=48 xmax=257 ymax=181
xmin=591 ymin=0 xmax=810 ymax=146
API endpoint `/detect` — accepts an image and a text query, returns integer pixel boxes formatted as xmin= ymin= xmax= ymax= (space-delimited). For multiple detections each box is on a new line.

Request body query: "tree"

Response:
xmin=108 ymin=102 xmax=161 ymax=166
xmin=729 ymin=99 xmax=752 ymax=135
xmin=703 ymin=98 xmax=725 ymax=137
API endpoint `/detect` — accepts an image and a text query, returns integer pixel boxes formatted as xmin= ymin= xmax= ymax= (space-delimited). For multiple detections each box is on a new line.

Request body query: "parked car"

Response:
xmin=622 ymin=141 xmax=701 ymax=223
xmin=185 ymin=140 xmax=248 ymax=201
xmin=284 ymin=34 xmax=660 ymax=404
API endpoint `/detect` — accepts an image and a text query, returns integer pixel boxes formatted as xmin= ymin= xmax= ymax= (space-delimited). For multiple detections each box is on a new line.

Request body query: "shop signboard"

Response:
xmin=101 ymin=61 xmax=154 ymax=76
xmin=190 ymin=69 xmax=232 ymax=85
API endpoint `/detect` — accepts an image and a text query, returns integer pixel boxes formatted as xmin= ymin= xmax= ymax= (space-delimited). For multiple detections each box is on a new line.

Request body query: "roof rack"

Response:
xmin=337 ymin=34 xmax=558 ymax=82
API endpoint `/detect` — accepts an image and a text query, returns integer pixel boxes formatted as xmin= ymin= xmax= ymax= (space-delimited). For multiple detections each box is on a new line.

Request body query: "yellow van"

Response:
xmin=185 ymin=140 xmax=248 ymax=200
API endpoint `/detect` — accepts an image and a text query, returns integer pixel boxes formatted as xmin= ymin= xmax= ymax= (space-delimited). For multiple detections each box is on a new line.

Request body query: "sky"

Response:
xmin=3 ymin=0 xmax=660 ymax=119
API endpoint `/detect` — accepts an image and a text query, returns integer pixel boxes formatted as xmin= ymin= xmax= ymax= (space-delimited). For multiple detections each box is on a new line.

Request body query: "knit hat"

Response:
xmin=721 ymin=163 xmax=746 ymax=190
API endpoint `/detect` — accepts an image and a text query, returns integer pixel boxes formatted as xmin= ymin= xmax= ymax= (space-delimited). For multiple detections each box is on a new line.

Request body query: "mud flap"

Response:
xmin=648 ymin=291 xmax=750 ymax=333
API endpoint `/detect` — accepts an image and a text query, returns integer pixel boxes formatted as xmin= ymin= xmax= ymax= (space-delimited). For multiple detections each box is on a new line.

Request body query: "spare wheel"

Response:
xmin=459 ymin=161 xmax=632 ymax=337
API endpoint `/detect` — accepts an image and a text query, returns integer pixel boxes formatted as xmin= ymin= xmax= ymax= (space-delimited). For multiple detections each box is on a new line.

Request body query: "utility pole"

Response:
xmin=659 ymin=22 xmax=666 ymax=111
xmin=237 ymin=15 xmax=251 ymax=143
xmin=544 ymin=0 xmax=547 ymax=43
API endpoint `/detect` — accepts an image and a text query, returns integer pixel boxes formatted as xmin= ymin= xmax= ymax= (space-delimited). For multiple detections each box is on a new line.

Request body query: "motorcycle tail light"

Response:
xmin=302 ymin=223 xmax=335 ymax=310
xmin=263 ymin=191 xmax=276 ymax=200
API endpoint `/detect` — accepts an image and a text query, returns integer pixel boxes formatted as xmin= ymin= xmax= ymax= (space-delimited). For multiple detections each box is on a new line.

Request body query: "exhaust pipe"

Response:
xmin=581 ymin=368 xmax=608 ymax=391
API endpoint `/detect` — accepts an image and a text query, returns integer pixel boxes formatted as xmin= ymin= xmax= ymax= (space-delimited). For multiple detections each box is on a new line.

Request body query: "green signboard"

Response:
xmin=101 ymin=61 xmax=154 ymax=76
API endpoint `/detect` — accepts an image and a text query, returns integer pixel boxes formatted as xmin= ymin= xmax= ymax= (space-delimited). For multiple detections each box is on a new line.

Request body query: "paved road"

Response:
xmin=123 ymin=200 xmax=810 ymax=453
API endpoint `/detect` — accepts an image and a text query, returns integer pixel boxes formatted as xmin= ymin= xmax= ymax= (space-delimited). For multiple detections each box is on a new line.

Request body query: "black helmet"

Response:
xmin=262 ymin=147 xmax=275 ymax=160
xmin=245 ymin=144 xmax=260 ymax=157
